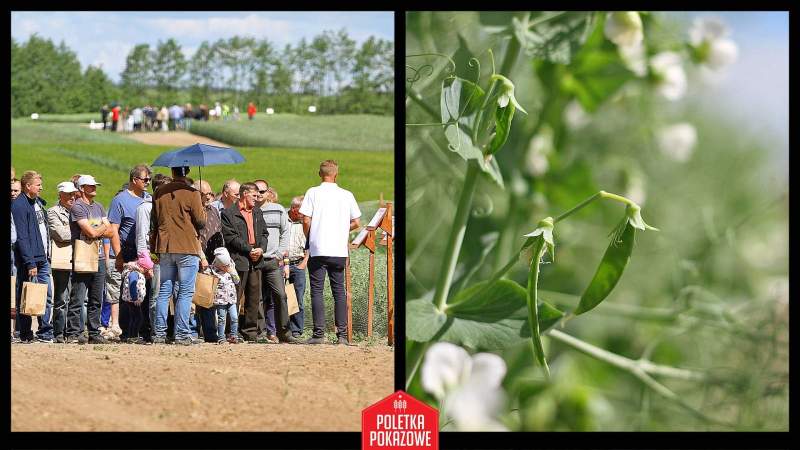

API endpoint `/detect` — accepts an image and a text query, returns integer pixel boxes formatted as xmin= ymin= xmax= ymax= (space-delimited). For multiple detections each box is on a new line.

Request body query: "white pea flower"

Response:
xmin=650 ymin=52 xmax=687 ymax=101
xmin=657 ymin=122 xmax=697 ymax=162
xmin=421 ymin=342 xmax=508 ymax=431
xmin=604 ymin=12 xmax=644 ymax=48
xmin=524 ymin=126 xmax=553 ymax=177
xmin=618 ymin=41 xmax=648 ymax=77
xmin=624 ymin=174 xmax=647 ymax=206
xmin=564 ymin=100 xmax=590 ymax=130
xmin=689 ymin=17 xmax=738 ymax=71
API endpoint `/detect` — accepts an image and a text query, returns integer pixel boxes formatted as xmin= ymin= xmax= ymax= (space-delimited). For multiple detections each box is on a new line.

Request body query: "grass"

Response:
xmin=189 ymin=114 xmax=394 ymax=151
xmin=11 ymin=120 xmax=394 ymax=207
xmin=33 ymin=113 xmax=100 ymax=123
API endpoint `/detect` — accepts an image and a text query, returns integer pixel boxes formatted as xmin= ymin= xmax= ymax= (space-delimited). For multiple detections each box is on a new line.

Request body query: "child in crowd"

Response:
xmin=119 ymin=251 xmax=154 ymax=344
xmin=210 ymin=247 xmax=240 ymax=344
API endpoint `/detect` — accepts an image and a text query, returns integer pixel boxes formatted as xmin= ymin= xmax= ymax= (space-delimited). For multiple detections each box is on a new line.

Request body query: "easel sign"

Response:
xmin=349 ymin=201 xmax=394 ymax=346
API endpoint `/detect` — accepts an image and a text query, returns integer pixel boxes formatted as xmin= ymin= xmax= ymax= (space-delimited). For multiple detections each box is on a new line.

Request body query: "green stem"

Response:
xmin=433 ymin=161 xmax=481 ymax=311
xmin=554 ymin=190 xmax=636 ymax=224
xmin=527 ymin=238 xmax=550 ymax=378
xmin=407 ymin=88 xmax=440 ymax=119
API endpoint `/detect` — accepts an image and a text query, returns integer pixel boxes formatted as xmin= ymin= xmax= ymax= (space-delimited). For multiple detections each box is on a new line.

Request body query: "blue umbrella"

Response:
xmin=152 ymin=143 xmax=245 ymax=185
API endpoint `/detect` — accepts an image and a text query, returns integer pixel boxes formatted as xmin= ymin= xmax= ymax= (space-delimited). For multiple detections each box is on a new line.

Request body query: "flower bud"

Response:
xmin=604 ymin=12 xmax=644 ymax=48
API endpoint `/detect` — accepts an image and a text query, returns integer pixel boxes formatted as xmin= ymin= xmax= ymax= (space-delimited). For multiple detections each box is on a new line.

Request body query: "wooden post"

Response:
xmin=346 ymin=253 xmax=352 ymax=343
xmin=366 ymin=229 xmax=376 ymax=338
xmin=381 ymin=202 xmax=394 ymax=346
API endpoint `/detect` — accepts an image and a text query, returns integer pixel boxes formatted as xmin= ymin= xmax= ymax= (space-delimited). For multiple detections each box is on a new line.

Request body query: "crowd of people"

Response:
xmin=10 ymin=159 xmax=361 ymax=345
xmin=99 ymin=101 xmax=259 ymax=133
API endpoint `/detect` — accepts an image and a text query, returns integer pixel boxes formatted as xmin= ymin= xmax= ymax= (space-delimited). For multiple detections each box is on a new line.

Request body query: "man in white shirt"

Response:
xmin=299 ymin=160 xmax=360 ymax=345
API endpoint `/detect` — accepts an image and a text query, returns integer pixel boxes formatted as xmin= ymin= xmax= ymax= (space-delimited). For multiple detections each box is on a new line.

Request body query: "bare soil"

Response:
xmin=122 ymin=130 xmax=231 ymax=147
xmin=11 ymin=343 xmax=393 ymax=431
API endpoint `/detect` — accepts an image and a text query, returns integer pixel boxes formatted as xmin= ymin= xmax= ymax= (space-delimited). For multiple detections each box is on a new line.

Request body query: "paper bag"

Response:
xmin=192 ymin=272 xmax=218 ymax=309
xmin=168 ymin=296 xmax=174 ymax=316
xmin=286 ymin=282 xmax=299 ymax=316
xmin=20 ymin=278 xmax=47 ymax=316
xmin=11 ymin=276 xmax=16 ymax=319
xmin=73 ymin=238 xmax=99 ymax=273
xmin=50 ymin=240 xmax=73 ymax=270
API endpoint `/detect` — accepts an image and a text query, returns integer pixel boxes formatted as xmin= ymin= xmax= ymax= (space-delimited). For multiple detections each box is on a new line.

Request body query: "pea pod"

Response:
xmin=574 ymin=220 xmax=636 ymax=315
xmin=487 ymin=102 xmax=515 ymax=155
xmin=526 ymin=236 xmax=550 ymax=377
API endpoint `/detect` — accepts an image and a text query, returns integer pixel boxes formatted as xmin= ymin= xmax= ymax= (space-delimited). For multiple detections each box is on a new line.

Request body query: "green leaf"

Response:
xmin=486 ymin=104 xmax=515 ymax=155
xmin=406 ymin=297 xmax=447 ymax=341
xmin=440 ymin=77 xmax=462 ymax=124
xmin=520 ymin=12 xmax=596 ymax=65
xmin=443 ymin=123 xmax=483 ymax=161
xmin=439 ymin=279 xmax=564 ymax=351
xmin=574 ymin=221 xmax=636 ymax=315
xmin=477 ymin=153 xmax=504 ymax=189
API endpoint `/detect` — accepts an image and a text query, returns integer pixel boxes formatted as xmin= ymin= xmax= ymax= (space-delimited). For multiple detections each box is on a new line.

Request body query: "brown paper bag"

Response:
xmin=168 ymin=296 xmax=174 ymax=316
xmin=286 ymin=282 xmax=299 ymax=316
xmin=20 ymin=278 xmax=47 ymax=316
xmin=50 ymin=240 xmax=73 ymax=270
xmin=192 ymin=272 xmax=218 ymax=309
xmin=73 ymin=238 xmax=99 ymax=273
xmin=11 ymin=276 xmax=16 ymax=319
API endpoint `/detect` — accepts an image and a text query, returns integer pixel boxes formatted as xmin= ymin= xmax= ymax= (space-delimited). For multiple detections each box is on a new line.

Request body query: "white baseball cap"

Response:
xmin=56 ymin=181 xmax=78 ymax=193
xmin=77 ymin=175 xmax=102 ymax=187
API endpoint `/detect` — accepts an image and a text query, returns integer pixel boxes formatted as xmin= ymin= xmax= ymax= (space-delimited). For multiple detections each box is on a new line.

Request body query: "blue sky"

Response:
xmin=11 ymin=11 xmax=394 ymax=82
xmin=674 ymin=12 xmax=788 ymax=168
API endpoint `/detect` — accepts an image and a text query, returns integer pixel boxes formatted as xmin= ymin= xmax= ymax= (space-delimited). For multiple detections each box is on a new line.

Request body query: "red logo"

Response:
xmin=362 ymin=390 xmax=439 ymax=450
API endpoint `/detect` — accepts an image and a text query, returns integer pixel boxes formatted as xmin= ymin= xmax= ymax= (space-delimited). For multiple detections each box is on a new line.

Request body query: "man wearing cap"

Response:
xmin=299 ymin=160 xmax=361 ymax=345
xmin=11 ymin=170 xmax=55 ymax=343
xmin=107 ymin=164 xmax=153 ymax=343
xmin=47 ymin=181 xmax=79 ymax=343
xmin=66 ymin=175 xmax=114 ymax=344
xmin=150 ymin=166 xmax=207 ymax=345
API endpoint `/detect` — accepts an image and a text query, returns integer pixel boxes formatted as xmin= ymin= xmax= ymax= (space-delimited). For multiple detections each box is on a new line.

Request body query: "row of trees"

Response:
xmin=11 ymin=29 xmax=394 ymax=117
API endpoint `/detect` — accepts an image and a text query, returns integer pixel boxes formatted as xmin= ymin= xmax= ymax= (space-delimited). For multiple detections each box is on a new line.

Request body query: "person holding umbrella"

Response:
xmin=149 ymin=166 xmax=206 ymax=345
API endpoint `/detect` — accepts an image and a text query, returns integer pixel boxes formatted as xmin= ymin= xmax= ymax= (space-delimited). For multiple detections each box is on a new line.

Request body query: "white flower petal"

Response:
xmin=651 ymin=52 xmax=687 ymax=101
xmin=498 ymin=93 xmax=510 ymax=108
xmin=618 ymin=41 xmax=648 ymax=77
xmin=445 ymin=385 xmax=507 ymax=431
xmin=421 ymin=342 xmax=471 ymax=401
xmin=706 ymin=38 xmax=738 ymax=70
xmin=657 ymin=122 xmax=697 ymax=162
xmin=604 ymin=12 xmax=644 ymax=48
xmin=564 ymin=100 xmax=590 ymax=129
xmin=689 ymin=17 xmax=729 ymax=46
xmin=468 ymin=352 xmax=507 ymax=389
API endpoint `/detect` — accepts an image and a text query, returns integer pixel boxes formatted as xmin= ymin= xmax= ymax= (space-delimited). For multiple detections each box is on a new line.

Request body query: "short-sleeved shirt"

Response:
xmin=70 ymin=200 xmax=106 ymax=259
xmin=34 ymin=201 xmax=49 ymax=259
xmin=299 ymin=182 xmax=361 ymax=258
xmin=108 ymin=190 xmax=151 ymax=261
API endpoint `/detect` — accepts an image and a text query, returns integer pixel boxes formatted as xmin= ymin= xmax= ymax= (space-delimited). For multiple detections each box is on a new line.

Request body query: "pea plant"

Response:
xmin=406 ymin=12 xmax=786 ymax=431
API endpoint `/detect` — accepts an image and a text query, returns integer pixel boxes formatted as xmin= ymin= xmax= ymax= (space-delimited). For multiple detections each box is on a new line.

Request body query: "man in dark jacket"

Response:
xmin=221 ymin=182 xmax=270 ymax=342
xmin=11 ymin=170 xmax=54 ymax=343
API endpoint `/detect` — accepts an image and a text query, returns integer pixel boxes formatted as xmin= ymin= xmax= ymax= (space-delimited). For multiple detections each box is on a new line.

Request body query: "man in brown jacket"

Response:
xmin=150 ymin=166 xmax=206 ymax=345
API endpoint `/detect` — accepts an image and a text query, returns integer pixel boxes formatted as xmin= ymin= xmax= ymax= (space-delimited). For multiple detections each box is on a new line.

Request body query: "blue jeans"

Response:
xmin=154 ymin=253 xmax=199 ymax=340
xmin=216 ymin=303 xmax=238 ymax=339
xmin=15 ymin=258 xmax=53 ymax=341
xmin=288 ymin=264 xmax=306 ymax=335
xmin=149 ymin=264 xmax=160 ymax=336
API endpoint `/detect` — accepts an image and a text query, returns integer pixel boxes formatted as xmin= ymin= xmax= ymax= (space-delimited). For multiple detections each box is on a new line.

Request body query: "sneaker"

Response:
xmin=173 ymin=337 xmax=197 ymax=346
xmin=35 ymin=336 xmax=54 ymax=344
xmin=291 ymin=332 xmax=302 ymax=338
xmin=18 ymin=339 xmax=34 ymax=344
xmin=266 ymin=334 xmax=280 ymax=344
xmin=279 ymin=333 xmax=300 ymax=344
xmin=152 ymin=336 xmax=167 ymax=344
xmin=54 ymin=335 xmax=67 ymax=344
xmin=304 ymin=336 xmax=325 ymax=345
xmin=110 ymin=324 xmax=123 ymax=337
xmin=217 ymin=338 xmax=227 ymax=345
xmin=88 ymin=335 xmax=109 ymax=344
xmin=336 ymin=336 xmax=351 ymax=346
xmin=127 ymin=337 xmax=146 ymax=344
xmin=227 ymin=335 xmax=240 ymax=344
xmin=64 ymin=335 xmax=88 ymax=345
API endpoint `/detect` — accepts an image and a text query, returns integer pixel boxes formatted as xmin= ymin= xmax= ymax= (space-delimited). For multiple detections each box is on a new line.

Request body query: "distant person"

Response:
xmin=222 ymin=103 xmax=230 ymax=121
xmin=247 ymin=102 xmax=256 ymax=120
xmin=132 ymin=107 xmax=143 ymax=132
xmin=67 ymin=175 xmax=115 ymax=344
xmin=11 ymin=178 xmax=21 ymax=201
xmin=11 ymin=170 xmax=54 ymax=343
xmin=48 ymin=181 xmax=79 ymax=343
xmin=299 ymin=160 xmax=361 ymax=345
xmin=199 ymin=104 xmax=209 ymax=121
xmin=157 ymin=106 xmax=169 ymax=132
xmin=101 ymin=104 xmax=109 ymax=131
xmin=286 ymin=195 xmax=309 ymax=338
xmin=211 ymin=179 xmax=240 ymax=213
xmin=111 ymin=104 xmax=121 ymax=132
xmin=220 ymin=182 xmax=269 ymax=343
xmin=149 ymin=166 xmax=206 ymax=345
xmin=214 ymin=102 xmax=222 ymax=121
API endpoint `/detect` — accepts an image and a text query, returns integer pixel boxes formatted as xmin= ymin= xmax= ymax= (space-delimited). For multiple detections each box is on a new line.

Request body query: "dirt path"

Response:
xmin=12 ymin=343 xmax=393 ymax=431
xmin=122 ymin=130 xmax=231 ymax=147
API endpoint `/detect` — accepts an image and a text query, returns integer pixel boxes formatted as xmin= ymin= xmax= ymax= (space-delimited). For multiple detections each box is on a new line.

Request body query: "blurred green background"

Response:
xmin=406 ymin=11 xmax=787 ymax=431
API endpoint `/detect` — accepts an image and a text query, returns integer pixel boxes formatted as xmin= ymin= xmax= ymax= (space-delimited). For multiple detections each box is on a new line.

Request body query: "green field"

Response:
xmin=189 ymin=114 xmax=394 ymax=151
xmin=11 ymin=118 xmax=394 ymax=208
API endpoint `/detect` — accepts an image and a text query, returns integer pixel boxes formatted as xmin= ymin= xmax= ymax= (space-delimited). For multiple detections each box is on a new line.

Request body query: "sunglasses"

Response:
xmin=258 ymin=189 xmax=268 ymax=194
xmin=136 ymin=176 xmax=152 ymax=183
